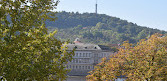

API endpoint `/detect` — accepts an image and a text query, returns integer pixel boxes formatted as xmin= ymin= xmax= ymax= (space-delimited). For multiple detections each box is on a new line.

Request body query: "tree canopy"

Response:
xmin=0 ymin=0 xmax=74 ymax=81
xmin=46 ymin=11 xmax=166 ymax=44
xmin=87 ymin=34 xmax=167 ymax=81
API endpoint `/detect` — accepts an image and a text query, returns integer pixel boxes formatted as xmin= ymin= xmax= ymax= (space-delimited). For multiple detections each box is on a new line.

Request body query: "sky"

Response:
xmin=56 ymin=0 xmax=167 ymax=31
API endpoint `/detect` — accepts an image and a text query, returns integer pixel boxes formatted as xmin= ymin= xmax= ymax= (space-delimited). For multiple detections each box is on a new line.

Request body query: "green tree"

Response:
xmin=137 ymin=29 xmax=148 ymax=39
xmin=46 ymin=11 xmax=166 ymax=44
xmin=0 ymin=0 xmax=74 ymax=80
xmin=87 ymin=34 xmax=167 ymax=81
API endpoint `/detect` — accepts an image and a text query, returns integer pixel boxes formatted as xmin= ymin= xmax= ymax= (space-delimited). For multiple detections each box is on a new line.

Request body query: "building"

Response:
xmin=66 ymin=38 xmax=113 ymax=76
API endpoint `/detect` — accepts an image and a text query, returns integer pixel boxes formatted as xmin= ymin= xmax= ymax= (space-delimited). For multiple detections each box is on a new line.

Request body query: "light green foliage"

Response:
xmin=0 ymin=0 xmax=74 ymax=80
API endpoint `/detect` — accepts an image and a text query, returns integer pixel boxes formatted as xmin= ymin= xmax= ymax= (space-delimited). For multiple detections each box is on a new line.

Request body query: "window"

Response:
xmin=73 ymin=59 xmax=75 ymax=63
xmin=74 ymin=59 xmax=76 ymax=63
xmin=86 ymin=53 xmax=88 ymax=57
xmin=76 ymin=65 xmax=78 ymax=69
xmin=89 ymin=53 xmax=91 ymax=57
xmin=73 ymin=65 xmax=75 ymax=69
xmin=82 ymin=66 xmax=84 ymax=69
xmin=80 ymin=53 xmax=82 ymax=57
xmin=76 ymin=53 xmax=78 ymax=57
xmin=76 ymin=59 xmax=78 ymax=63
xmin=85 ymin=66 xmax=87 ymax=69
xmin=87 ymin=59 xmax=89 ymax=63
xmin=79 ymin=59 xmax=81 ymax=63
xmin=83 ymin=53 xmax=85 ymax=57
xmin=83 ymin=58 xmax=86 ymax=63
xmin=79 ymin=66 xmax=81 ymax=69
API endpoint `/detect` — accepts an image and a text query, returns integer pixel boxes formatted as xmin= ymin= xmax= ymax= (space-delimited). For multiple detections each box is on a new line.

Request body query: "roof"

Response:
xmin=66 ymin=43 xmax=111 ymax=51
xmin=98 ymin=45 xmax=112 ymax=50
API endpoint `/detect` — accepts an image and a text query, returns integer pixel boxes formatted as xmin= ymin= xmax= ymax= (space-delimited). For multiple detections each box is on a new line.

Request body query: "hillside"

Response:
xmin=46 ymin=11 xmax=166 ymax=45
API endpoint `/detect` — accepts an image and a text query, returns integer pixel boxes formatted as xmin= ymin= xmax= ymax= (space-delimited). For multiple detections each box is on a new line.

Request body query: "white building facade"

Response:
xmin=66 ymin=39 xmax=113 ymax=76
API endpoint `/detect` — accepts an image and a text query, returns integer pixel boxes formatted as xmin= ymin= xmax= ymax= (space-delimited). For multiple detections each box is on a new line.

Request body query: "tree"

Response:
xmin=137 ymin=29 xmax=148 ymax=39
xmin=0 ymin=0 xmax=74 ymax=80
xmin=87 ymin=34 xmax=167 ymax=81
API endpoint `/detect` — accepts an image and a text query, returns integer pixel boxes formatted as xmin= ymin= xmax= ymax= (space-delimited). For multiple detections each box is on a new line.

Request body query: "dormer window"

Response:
xmin=94 ymin=47 xmax=97 ymax=49
xmin=74 ymin=46 xmax=77 ymax=49
xmin=85 ymin=47 xmax=87 ymax=49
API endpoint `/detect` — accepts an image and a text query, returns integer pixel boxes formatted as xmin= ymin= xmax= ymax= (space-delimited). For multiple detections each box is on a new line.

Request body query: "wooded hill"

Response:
xmin=46 ymin=11 xmax=166 ymax=45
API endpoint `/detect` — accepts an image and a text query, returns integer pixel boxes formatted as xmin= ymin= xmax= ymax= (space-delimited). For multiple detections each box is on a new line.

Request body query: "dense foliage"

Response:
xmin=0 ymin=0 xmax=74 ymax=81
xmin=46 ymin=11 xmax=166 ymax=45
xmin=87 ymin=34 xmax=167 ymax=81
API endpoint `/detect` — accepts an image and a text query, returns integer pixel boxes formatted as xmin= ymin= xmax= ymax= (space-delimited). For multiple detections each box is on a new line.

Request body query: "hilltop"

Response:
xmin=46 ymin=11 xmax=166 ymax=45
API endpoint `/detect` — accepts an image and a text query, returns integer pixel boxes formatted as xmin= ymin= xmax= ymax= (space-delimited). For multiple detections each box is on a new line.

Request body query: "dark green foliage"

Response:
xmin=46 ymin=11 xmax=167 ymax=44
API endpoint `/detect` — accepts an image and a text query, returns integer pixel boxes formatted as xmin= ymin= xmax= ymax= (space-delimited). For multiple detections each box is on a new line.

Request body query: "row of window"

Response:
xmin=92 ymin=53 xmax=110 ymax=58
xmin=95 ymin=53 xmax=111 ymax=57
xmin=71 ymin=58 xmax=90 ymax=63
xmin=74 ymin=52 xmax=91 ymax=57
xmin=101 ymin=53 xmax=109 ymax=57
xmin=74 ymin=52 xmax=111 ymax=58
xmin=67 ymin=65 xmax=93 ymax=70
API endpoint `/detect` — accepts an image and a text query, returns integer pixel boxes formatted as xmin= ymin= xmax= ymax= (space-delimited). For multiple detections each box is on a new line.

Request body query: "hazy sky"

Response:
xmin=56 ymin=0 xmax=167 ymax=31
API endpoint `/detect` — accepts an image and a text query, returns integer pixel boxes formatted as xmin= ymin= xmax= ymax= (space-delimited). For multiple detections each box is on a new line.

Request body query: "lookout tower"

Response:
xmin=95 ymin=0 xmax=97 ymax=14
